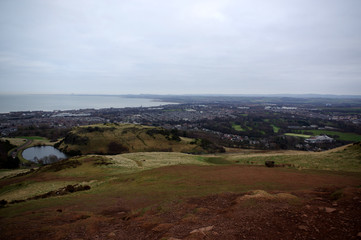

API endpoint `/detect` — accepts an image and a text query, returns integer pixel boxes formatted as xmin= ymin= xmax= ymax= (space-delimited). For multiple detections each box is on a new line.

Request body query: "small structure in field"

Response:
xmin=305 ymin=135 xmax=334 ymax=144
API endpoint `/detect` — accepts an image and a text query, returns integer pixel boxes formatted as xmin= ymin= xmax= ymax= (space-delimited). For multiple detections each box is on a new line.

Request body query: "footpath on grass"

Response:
xmin=9 ymin=139 xmax=32 ymax=159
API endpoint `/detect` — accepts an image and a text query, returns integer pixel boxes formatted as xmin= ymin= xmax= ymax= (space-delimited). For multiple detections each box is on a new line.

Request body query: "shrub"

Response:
xmin=63 ymin=133 xmax=89 ymax=145
xmin=107 ymin=142 xmax=129 ymax=154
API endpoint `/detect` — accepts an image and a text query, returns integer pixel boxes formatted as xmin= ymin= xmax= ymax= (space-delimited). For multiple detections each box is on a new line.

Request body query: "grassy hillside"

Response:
xmin=1 ymin=144 xmax=361 ymax=239
xmin=56 ymin=123 xmax=221 ymax=155
xmin=1 ymin=143 xmax=360 ymax=204
xmin=220 ymin=142 xmax=361 ymax=172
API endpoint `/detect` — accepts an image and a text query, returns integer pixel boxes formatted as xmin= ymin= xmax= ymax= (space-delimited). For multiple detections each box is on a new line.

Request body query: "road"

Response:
xmin=10 ymin=139 xmax=33 ymax=159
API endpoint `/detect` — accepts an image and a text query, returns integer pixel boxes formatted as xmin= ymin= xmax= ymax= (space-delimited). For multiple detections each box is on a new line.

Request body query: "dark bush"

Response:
xmin=65 ymin=185 xmax=75 ymax=193
xmin=107 ymin=142 xmax=129 ymax=154
xmin=64 ymin=149 xmax=82 ymax=156
xmin=43 ymin=159 xmax=81 ymax=172
xmin=63 ymin=133 xmax=89 ymax=145
xmin=79 ymin=126 xmax=115 ymax=133
xmin=0 ymin=199 xmax=7 ymax=207
xmin=265 ymin=161 xmax=275 ymax=167
xmin=0 ymin=140 xmax=19 ymax=169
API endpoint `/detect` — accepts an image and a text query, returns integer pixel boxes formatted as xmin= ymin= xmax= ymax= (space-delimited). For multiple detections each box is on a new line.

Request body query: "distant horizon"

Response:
xmin=1 ymin=92 xmax=361 ymax=98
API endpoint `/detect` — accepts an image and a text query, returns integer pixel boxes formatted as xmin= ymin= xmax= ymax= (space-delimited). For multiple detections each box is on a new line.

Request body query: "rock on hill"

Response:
xmin=55 ymin=123 xmax=223 ymax=155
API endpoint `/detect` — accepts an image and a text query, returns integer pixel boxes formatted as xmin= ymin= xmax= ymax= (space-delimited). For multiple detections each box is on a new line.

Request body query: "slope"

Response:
xmin=56 ymin=123 xmax=222 ymax=155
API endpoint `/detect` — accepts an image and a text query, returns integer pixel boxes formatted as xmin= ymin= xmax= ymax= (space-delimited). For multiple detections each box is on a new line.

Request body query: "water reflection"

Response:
xmin=22 ymin=146 xmax=68 ymax=164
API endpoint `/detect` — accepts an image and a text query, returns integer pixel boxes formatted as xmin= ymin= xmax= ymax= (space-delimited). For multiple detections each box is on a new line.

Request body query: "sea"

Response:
xmin=0 ymin=94 xmax=175 ymax=113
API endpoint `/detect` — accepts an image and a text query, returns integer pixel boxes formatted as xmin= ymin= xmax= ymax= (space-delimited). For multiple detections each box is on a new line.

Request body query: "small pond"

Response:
xmin=22 ymin=146 xmax=68 ymax=164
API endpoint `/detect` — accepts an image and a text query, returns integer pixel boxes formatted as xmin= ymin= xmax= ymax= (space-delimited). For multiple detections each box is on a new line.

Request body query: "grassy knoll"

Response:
xmin=284 ymin=133 xmax=311 ymax=138
xmin=56 ymin=123 xmax=213 ymax=155
xmin=299 ymin=130 xmax=361 ymax=142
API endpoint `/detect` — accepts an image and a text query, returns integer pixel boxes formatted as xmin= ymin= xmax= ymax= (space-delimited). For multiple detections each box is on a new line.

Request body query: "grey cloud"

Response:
xmin=0 ymin=0 xmax=360 ymax=94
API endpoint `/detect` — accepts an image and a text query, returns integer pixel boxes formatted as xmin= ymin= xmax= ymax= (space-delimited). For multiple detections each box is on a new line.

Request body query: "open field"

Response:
xmin=16 ymin=136 xmax=47 ymax=140
xmin=1 ymin=143 xmax=361 ymax=239
xmin=284 ymin=133 xmax=311 ymax=138
xmin=231 ymin=122 xmax=245 ymax=131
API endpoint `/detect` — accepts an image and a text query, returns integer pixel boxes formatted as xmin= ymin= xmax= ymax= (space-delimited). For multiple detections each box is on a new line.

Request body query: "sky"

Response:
xmin=0 ymin=0 xmax=361 ymax=95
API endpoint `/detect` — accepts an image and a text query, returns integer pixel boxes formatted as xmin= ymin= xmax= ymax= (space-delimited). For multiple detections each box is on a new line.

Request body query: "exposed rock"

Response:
xmin=190 ymin=225 xmax=214 ymax=235
xmin=298 ymin=225 xmax=309 ymax=231
xmin=325 ymin=207 xmax=337 ymax=213
xmin=152 ymin=223 xmax=174 ymax=232
xmin=234 ymin=190 xmax=298 ymax=203
xmin=107 ymin=232 xmax=116 ymax=238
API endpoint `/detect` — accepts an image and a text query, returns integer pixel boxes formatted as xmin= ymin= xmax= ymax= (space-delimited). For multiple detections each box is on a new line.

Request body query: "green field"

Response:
xmin=271 ymin=124 xmax=280 ymax=133
xmin=299 ymin=130 xmax=361 ymax=142
xmin=232 ymin=123 xmax=245 ymax=131
xmin=16 ymin=136 xmax=46 ymax=140
xmin=284 ymin=133 xmax=311 ymax=138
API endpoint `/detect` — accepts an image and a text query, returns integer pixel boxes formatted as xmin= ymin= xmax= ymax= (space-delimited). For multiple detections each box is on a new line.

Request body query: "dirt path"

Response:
xmin=10 ymin=139 xmax=32 ymax=158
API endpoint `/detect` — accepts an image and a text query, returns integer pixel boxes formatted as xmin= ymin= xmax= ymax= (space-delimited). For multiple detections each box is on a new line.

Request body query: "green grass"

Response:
xmin=0 ymin=181 xmax=77 ymax=201
xmin=223 ymin=143 xmax=361 ymax=172
xmin=0 ymin=169 xmax=30 ymax=179
xmin=16 ymin=136 xmax=46 ymax=140
xmin=271 ymin=125 xmax=280 ymax=133
xmin=299 ymin=130 xmax=361 ymax=142
xmin=284 ymin=133 xmax=311 ymax=138
xmin=231 ymin=123 xmax=245 ymax=131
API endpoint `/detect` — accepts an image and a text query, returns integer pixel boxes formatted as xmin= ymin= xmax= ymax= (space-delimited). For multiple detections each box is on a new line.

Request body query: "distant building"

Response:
xmin=305 ymin=135 xmax=334 ymax=144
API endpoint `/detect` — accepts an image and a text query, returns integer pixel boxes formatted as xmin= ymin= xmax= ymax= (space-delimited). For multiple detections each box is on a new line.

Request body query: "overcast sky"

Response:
xmin=0 ymin=0 xmax=361 ymax=95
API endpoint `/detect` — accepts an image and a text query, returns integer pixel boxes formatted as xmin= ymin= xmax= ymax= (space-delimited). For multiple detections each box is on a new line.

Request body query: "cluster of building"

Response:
xmin=0 ymin=101 xmax=359 ymax=152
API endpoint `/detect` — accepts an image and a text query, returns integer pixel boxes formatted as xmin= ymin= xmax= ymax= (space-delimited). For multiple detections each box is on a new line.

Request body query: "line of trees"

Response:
xmin=0 ymin=140 xmax=19 ymax=169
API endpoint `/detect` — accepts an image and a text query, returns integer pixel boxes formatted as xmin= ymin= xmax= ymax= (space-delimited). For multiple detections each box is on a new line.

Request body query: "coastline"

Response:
xmin=0 ymin=94 xmax=177 ymax=114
